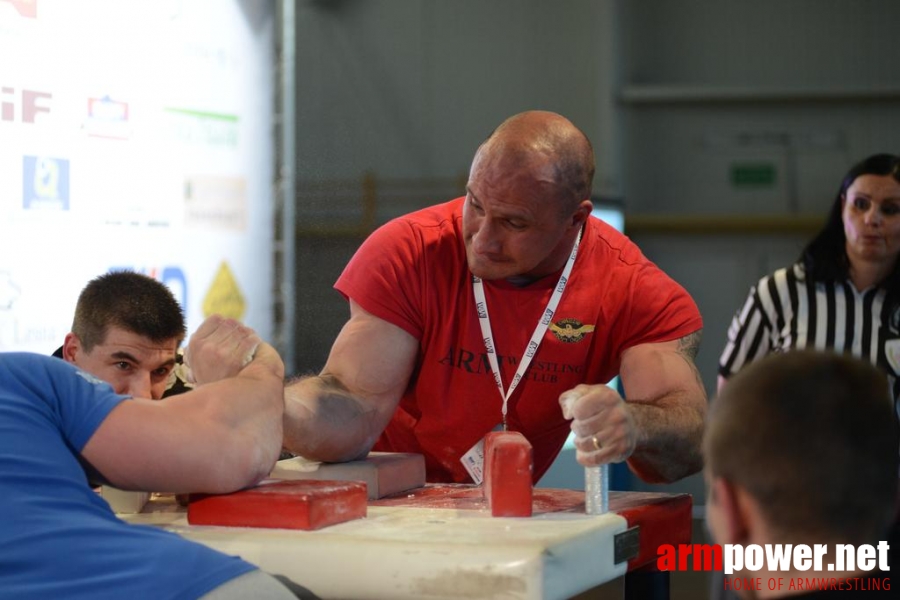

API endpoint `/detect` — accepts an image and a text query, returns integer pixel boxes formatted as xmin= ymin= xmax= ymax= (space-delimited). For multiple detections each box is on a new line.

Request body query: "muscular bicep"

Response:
xmin=321 ymin=300 xmax=419 ymax=418
xmin=617 ymin=330 xmax=707 ymax=482
xmin=619 ymin=329 xmax=707 ymax=408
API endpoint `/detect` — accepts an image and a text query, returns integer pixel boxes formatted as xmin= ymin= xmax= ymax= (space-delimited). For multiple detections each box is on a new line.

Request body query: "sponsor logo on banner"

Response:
xmin=183 ymin=175 xmax=246 ymax=231
xmin=203 ymin=262 xmax=245 ymax=320
xmin=0 ymin=317 xmax=61 ymax=350
xmin=0 ymin=271 xmax=21 ymax=309
xmin=22 ymin=156 xmax=69 ymax=210
xmin=165 ymin=107 xmax=238 ymax=148
xmin=0 ymin=0 xmax=37 ymax=18
xmin=180 ymin=42 xmax=239 ymax=73
xmin=0 ymin=270 xmax=62 ymax=351
xmin=1 ymin=87 xmax=51 ymax=123
xmin=83 ymin=96 xmax=131 ymax=140
xmin=109 ymin=266 xmax=188 ymax=310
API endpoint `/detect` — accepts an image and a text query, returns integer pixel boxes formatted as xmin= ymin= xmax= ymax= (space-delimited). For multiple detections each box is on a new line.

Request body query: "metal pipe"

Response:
xmin=275 ymin=0 xmax=297 ymax=372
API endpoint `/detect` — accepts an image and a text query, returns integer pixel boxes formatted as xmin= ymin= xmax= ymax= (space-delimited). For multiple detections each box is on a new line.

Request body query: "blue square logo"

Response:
xmin=23 ymin=155 xmax=70 ymax=210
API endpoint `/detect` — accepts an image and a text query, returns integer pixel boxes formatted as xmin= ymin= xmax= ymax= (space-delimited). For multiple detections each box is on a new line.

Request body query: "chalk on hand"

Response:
xmin=560 ymin=391 xmax=578 ymax=419
xmin=188 ymin=479 xmax=367 ymax=530
xmin=483 ymin=431 xmax=533 ymax=517
xmin=241 ymin=342 xmax=259 ymax=367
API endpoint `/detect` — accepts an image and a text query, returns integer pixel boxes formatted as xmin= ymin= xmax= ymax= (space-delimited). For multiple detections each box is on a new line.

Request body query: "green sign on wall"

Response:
xmin=731 ymin=163 xmax=777 ymax=188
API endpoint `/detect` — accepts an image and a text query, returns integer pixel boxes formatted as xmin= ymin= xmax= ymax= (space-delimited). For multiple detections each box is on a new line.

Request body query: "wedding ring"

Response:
xmin=591 ymin=435 xmax=602 ymax=451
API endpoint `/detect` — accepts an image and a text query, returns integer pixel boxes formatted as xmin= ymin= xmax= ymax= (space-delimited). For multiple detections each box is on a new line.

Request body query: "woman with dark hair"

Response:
xmin=715 ymin=152 xmax=900 ymax=598
xmin=719 ymin=153 xmax=900 ymax=401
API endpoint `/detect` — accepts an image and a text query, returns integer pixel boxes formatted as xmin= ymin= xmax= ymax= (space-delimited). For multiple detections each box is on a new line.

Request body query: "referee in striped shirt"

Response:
xmin=716 ymin=152 xmax=900 ymax=597
xmin=719 ymin=153 xmax=900 ymax=408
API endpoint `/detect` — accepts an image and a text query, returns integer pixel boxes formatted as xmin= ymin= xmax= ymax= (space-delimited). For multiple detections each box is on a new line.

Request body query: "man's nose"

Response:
xmin=473 ymin=220 xmax=502 ymax=254
xmin=123 ymin=373 xmax=153 ymax=400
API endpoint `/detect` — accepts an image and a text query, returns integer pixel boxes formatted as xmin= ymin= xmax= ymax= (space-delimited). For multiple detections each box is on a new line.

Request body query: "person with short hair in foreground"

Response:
xmin=0 ymin=315 xmax=316 ymax=599
xmin=705 ymin=350 xmax=898 ymax=598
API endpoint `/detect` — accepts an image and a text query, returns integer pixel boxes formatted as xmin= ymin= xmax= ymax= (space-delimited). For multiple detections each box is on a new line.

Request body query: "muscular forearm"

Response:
xmin=282 ymin=374 xmax=383 ymax=462
xmin=626 ymin=392 xmax=705 ymax=483
xmin=90 ymin=361 xmax=284 ymax=495
xmin=185 ymin=348 xmax=285 ymax=492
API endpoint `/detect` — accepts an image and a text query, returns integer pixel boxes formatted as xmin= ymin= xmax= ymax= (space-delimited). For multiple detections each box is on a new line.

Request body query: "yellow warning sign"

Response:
xmin=202 ymin=261 xmax=246 ymax=320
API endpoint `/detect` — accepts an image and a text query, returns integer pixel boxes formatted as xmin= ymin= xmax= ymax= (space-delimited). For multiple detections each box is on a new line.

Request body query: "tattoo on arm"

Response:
xmin=677 ymin=330 xmax=704 ymax=389
xmin=677 ymin=330 xmax=702 ymax=360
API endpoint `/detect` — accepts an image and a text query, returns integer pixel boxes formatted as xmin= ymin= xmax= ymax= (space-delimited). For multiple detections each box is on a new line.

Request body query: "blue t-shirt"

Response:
xmin=0 ymin=353 xmax=256 ymax=599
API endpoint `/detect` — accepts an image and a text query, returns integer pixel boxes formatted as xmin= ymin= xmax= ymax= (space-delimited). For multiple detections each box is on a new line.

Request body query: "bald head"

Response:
xmin=475 ymin=111 xmax=595 ymax=212
xmin=462 ymin=111 xmax=596 ymax=281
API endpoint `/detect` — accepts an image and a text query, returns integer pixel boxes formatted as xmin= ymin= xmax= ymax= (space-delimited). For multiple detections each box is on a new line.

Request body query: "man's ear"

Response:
xmin=571 ymin=199 xmax=593 ymax=228
xmin=62 ymin=332 xmax=82 ymax=364
xmin=711 ymin=477 xmax=750 ymax=546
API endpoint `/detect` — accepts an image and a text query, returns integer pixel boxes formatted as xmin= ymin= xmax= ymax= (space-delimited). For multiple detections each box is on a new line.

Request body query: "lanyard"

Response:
xmin=472 ymin=228 xmax=582 ymax=429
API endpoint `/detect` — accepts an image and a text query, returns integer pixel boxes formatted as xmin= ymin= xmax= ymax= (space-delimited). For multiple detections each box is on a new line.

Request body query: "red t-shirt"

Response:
xmin=336 ymin=198 xmax=702 ymax=483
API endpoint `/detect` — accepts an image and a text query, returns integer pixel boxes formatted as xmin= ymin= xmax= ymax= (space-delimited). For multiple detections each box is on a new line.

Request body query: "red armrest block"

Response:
xmin=187 ymin=479 xmax=367 ymax=530
xmin=483 ymin=431 xmax=533 ymax=517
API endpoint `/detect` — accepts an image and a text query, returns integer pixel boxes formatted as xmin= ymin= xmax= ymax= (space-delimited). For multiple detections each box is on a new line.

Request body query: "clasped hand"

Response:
xmin=183 ymin=314 xmax=261 ymax=385
xmin=559 ymin=383 xmax=637 ymax=467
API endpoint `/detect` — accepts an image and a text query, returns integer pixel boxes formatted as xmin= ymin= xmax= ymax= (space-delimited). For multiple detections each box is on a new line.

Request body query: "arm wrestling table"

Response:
xmin=121 ymin=486 xmax=691 ymax=600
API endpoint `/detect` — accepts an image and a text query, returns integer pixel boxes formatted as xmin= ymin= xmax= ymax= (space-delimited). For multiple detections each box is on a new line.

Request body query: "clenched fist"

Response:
xmin=183 ymin=315 xmax=262 ymax=385
xmin=559 ymin=383 xmax=637 ymax=467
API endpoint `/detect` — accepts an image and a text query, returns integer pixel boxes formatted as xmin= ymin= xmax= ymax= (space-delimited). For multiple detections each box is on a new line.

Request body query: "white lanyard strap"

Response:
xmin=473 ymin=228 xmax=582 ymax=427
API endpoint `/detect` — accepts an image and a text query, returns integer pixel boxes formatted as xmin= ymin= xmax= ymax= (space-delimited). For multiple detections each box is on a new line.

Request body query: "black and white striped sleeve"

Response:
xmin=718 ymin=280 xmax=774 ymax=379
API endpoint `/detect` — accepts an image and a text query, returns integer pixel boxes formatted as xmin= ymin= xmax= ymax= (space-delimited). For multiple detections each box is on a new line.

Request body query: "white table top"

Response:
xmin=122 ymin=490 xmax=632 ymax=600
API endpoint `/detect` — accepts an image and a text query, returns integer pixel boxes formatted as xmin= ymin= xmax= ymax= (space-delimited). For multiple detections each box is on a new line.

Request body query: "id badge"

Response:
xmin=460 ymin=438 xmax=486 ymax=485
xmin=460 ymin=423 xmax=504 ymax=485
